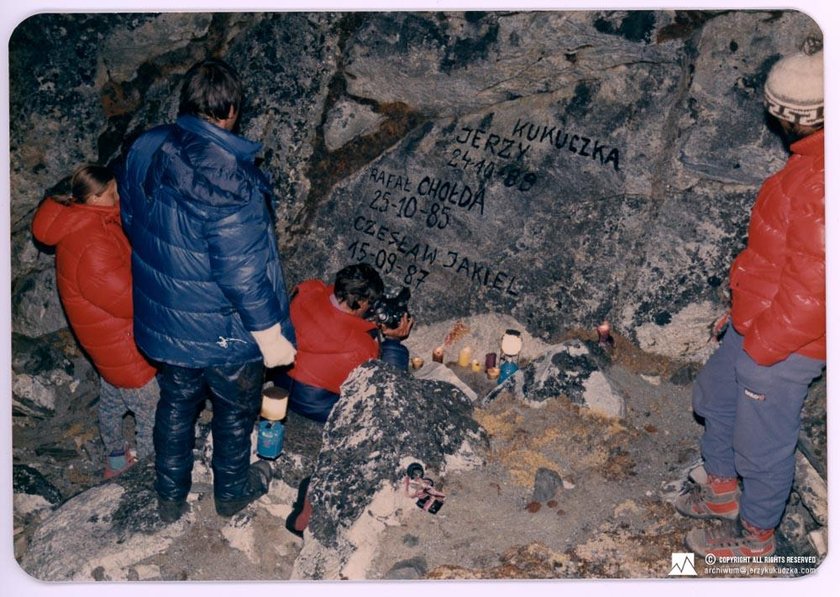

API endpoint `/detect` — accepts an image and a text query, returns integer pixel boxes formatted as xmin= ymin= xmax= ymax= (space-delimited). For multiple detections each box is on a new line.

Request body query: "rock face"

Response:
xmin=9 ymin=10 xmax=821 ymax=361
xmin=292 ymin=360 xmax=488 ymax=580
xmin=284 ymin=10 xmax=820 ymax=360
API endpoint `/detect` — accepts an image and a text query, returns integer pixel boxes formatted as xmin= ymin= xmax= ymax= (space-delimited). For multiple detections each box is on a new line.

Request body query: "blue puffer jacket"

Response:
xmin=119 ymin=115 xmax=295 ymax=367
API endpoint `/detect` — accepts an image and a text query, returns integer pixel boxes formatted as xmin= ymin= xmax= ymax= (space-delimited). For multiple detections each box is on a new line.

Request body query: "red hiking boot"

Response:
xmin=285 ymin=476 xmax=312 ymax=538
xmin=685 ymin=518 xmax=776 ymax=558
xmin=103 ymin=448 xmax=138 ymax=480
xmin=674 ymin=466 xmax=740 ymax=521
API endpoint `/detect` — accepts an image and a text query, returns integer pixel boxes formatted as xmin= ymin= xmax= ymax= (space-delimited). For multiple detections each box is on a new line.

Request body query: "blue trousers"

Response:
xmin=154 ymin=361 xmax=263 ymax=502
xmin=692 ymin=325 xmax=824 ymax=529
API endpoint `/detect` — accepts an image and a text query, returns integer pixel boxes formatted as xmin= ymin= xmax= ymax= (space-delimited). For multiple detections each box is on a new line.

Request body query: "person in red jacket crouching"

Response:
xmin=675 ymin=37 xmax=825 ymax=559
xmin=276 ymin=263 xmax=413 ymax=424
xmin=32 ymin=164 xmax=159 ymax=480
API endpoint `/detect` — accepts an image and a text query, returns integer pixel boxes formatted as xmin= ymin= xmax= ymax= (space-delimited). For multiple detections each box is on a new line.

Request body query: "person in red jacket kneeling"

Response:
xmin=32 ymin=164 xmax=159 ymax=480
xmin=278 ymin=263 xmax=413 ymax=424
xmin=675 ymin=38 xmax=825 ymax=559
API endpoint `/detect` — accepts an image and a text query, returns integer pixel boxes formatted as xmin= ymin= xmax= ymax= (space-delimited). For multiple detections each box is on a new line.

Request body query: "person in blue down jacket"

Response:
xmin=118 ymin=59 xmax=296 ymax=523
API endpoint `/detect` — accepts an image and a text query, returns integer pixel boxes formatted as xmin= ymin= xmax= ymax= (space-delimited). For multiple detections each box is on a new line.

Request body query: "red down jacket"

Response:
xmin=730 ymin=129 xmax=825 ymax=366
xmin=32 ymin=198 xmax=156 ymax=387
xmin=287 ymin=280 xmax=379 ymax=394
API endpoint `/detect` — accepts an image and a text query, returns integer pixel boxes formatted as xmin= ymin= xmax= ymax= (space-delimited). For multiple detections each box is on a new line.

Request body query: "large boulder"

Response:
xmin=291 ymin=360 xmax=488 ymax=579
xmin=286 ymin=10 xmax=820 ymax=361
xmin=18 ymin=462 xmax=185 ymax=581
xmin=482 ymin=340 xmax=625 ymax=419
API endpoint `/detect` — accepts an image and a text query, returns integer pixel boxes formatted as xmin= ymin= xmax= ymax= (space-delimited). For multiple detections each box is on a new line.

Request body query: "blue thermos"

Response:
xmin=257 ymin=419 xmax=285 ymax=459
xmin=256 ymin=386 xmax=288 ymax=460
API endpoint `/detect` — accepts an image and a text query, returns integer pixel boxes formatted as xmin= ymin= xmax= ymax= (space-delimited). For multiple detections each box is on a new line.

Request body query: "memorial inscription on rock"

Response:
xmin=291 ymin=83 xmax=665 ymax=340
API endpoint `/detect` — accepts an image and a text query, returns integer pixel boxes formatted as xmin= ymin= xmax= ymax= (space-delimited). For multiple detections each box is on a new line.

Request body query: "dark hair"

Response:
xmin=54 ymin=164 xmax=114 ymax=206
xmin=178 ymin=59 xmax=243 ymax=121
xmin=334 ymin=263 xmax=384 ymax=310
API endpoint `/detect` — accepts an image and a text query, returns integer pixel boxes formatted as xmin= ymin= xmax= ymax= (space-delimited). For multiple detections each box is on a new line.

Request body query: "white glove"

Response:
xmin=251 ymin=323 xmax=296 ymax=367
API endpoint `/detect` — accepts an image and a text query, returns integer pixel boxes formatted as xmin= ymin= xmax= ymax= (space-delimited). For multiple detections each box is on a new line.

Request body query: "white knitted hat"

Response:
xmin=764 ymin=38 xmax=824 ymax=126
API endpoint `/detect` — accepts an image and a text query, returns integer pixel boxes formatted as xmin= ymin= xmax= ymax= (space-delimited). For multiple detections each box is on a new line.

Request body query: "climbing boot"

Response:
xmin=285 ymin=476 xmax=312 ymax=538
xmin=215 ymin=460 xmax=273 ymax=517
xmin=158 ymin=499 xmax=189 ymax=523
xmin=104 ymin=447 xmax=138 ymax=480
xmin=686 ymin=518 xmax=776 ymax=558
xmin=674 ymin=466 xmax=740 ymax=521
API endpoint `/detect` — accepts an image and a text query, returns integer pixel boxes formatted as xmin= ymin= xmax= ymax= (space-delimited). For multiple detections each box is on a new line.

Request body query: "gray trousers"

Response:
xmin=99 ymin=376 xmax=160 ymax=459
xmin=692 ymin=325 xmax=824 ymax=529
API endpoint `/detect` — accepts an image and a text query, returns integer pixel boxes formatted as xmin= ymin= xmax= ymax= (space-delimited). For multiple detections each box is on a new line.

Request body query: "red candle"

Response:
xmin=485 ymin=352 xmax=497 ymax=369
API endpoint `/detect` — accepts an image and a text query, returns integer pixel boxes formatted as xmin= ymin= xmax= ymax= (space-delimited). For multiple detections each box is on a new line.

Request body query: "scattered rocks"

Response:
xmin=11 ymin=330 xmax=98 ymax=419
xmin=668 ymin=363 xmax=701 ymax=386
xmin=19 ymin=462 xmax=186 ymax=581
xmin=532 ymin=467 xmax=563 ymax=503
xmin=794 ymin=452 xmax=827 ymax=527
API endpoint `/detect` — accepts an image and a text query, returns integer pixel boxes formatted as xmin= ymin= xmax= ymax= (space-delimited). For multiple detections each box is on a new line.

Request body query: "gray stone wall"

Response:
xmin=8 ymin=10 xmax=821 ymax=360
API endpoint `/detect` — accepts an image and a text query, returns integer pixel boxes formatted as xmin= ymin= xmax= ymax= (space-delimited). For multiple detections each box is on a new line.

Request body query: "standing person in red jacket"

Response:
xmin=675 ymin=39 xmax=824 ymax=558
xmin=32 ymin=164 xmax=159 ymax=480
xmin=278 ymin=263 xmax=413 ymax=424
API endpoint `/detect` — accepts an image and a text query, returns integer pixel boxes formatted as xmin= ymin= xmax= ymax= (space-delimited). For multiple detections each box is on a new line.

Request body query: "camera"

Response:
xmin=368 ymin=286 xmax=411 ymax=329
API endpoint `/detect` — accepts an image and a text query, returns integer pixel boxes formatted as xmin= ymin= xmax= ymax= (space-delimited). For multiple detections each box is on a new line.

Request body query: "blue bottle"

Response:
xmin=257 ymin=419 xmax=285 ymax=460
xmin=257 ymin=385 xmax=288 ymax=459
xmin=498 ymin=360 xmax=519 ymax=384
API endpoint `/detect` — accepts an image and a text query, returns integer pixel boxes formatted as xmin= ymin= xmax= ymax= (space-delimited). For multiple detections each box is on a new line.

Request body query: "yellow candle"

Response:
xmin=470 ymin=359 xmax=482 ymax=373
xmin=411 ymin=356 xmax=425 ymax=369
xmin=458 ymin=346 xmax=473 ymax=367
xmin=432 ymin=347 xmax=444 ymax=363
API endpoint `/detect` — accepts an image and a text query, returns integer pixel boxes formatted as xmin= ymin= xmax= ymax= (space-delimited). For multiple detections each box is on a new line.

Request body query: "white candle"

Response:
xmin=260 ymin=386 xmax=289 ymax=420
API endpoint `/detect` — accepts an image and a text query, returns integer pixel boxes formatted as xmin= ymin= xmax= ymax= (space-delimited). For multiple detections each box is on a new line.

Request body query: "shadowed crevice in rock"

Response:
xmin=289 ymin=14 xmax=428 ymax=252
